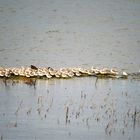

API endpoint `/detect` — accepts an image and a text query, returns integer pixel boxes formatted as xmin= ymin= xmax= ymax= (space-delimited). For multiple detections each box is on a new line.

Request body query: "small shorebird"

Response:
xmin=48 ymin=67 xmax=56 ymax=76
xmin=86 ymin=69 xmax=95 ymax=75
xmin=122 ymin=71 xmax=128 ymax=77
xmin=30 ymin=65 xmax=38 ymax=70
xmin=43 ymin=68 xmax=52 ymax=78
xmin=67 ymin=71 xmax=74 ymax=78
xmin=12 ymin=68 xmax=20 ymax=76
xmin=59 ymin=68 xmax=69 ymax=78
xmin=0 ymin=68 xmax=5 ymax=77
xmin=36 ymin=68 xmax=44 ymax=77
xmin=70 ymin=67 xmax=81 ymax=76
xmin=78 ymin=68 xmax=87 ymax=74
xmin=28 ymin=69 xmax=35 ymax=77
xmin=91 ymin=67 xmax=100 ymax=74
xmin=54 ymin=70 xmax=61 ymax=78
xmin=61 ymin=73 xmax=69 ymax=78
xmin=5 ymin=68 xmax=11 ymax=77
xmin=110 ymin=68 xmax=119 ymax=75
xmin=19 ymin=67 xmax=26 ymax=76
xmin=46 ymin=73 xmax=52 ymax=78
xmin=99 ymin=68 xmax=110 ymax=75
xmin=24 ymin=68 xmax=31 ymax=77
xmin=71 ymin=67 xmax=79 ymax=73
xmin=75 ymin=71 xmax=81 ymax=77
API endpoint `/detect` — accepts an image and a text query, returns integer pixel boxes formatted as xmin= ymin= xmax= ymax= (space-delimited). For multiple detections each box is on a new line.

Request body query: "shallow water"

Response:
xmin=0 ymin=0 xmax=140 ymax=139
xmin=0 ymin=0 xmax=140 ymax=71
xmin=0 ymin=77 xmax=140 ymax=140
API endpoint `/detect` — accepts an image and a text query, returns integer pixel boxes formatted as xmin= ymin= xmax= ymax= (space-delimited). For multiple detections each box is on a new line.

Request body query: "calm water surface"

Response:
xmin=0 ymin=0 xmax=140 ymax=139
xmin=0 ymin=78 xmax=140 ymax=140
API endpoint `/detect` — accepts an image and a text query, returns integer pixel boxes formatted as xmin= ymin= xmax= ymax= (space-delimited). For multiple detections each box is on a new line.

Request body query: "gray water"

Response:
xmin=0 ymin=0 xmax=140 ymax=139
